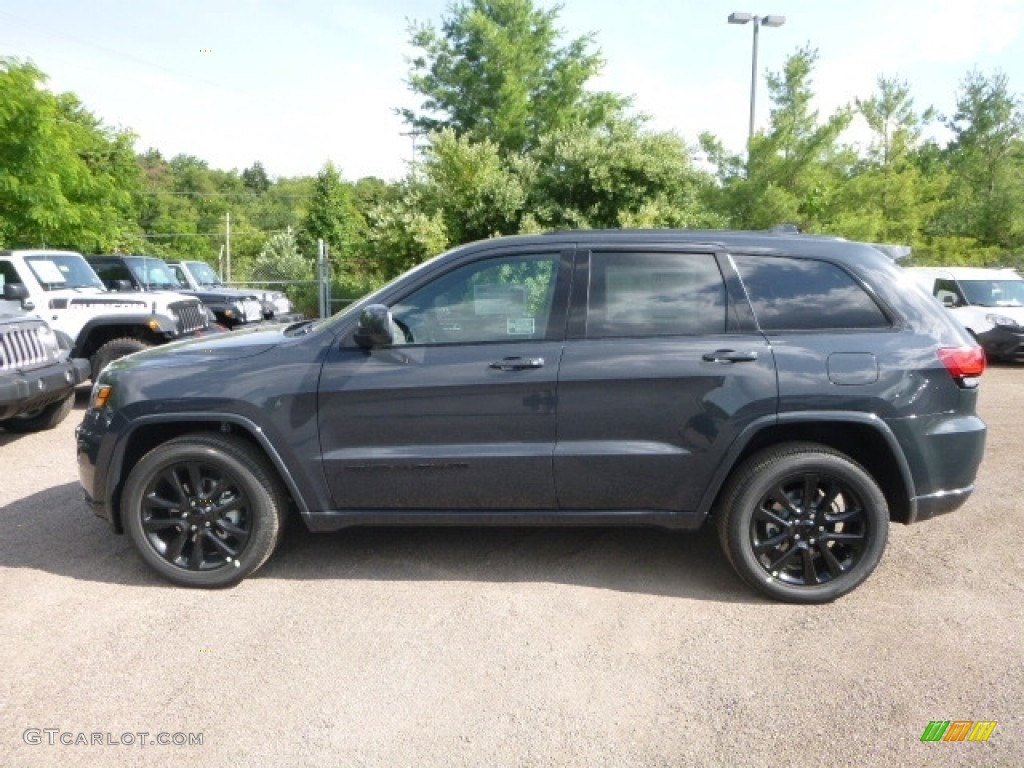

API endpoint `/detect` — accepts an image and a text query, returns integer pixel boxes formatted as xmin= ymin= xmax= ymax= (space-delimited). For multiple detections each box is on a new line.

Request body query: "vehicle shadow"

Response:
xmin=0 ymin=482 xmax=759 ymax=603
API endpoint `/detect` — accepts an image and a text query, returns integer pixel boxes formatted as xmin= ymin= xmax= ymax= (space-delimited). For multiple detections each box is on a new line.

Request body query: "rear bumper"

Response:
xmin=895 ymin=409 xmax=987 ymax=524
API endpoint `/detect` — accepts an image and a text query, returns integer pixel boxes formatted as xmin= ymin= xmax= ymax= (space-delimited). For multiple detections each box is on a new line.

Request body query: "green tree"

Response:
xmin=0 ymin=58 xmax=142 ymax=251
xmin=856 ymin=76 xmax=935 ymax=167
xmin=246 ymin=227 xmax=310 ymax=282
xmin=702 ymin=47 xmax=852 ymax=231
xmin=829 ymin=76 xmax=946 ymax=246
xmin=940 ymin=70 xmax=1024 ymax=253
xmin=241 ymin=161 xmax=271 ymax=194
xmin=299 ymin=162 xmax=366 ymax=276
xmin=527 ymin=119 xmax=722 ymax=230
xmin=401 ymin=0 xmax=629 ymax=155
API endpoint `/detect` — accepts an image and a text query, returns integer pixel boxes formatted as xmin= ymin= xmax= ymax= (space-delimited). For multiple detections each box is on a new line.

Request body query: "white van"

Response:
xmin=906 ymin=266 xmax=1024 ymax=361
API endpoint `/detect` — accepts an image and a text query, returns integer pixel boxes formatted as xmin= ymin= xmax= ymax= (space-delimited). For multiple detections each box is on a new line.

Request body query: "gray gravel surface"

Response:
xmin=1 ymin=368 xmax=1021 ymax=767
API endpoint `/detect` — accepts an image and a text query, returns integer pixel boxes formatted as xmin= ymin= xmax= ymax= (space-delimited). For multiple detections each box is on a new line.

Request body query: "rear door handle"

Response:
xmin=489 ymin=356 xmax=545 ymax=371
xmin=702 ymin=349 xmax=759 ymax=363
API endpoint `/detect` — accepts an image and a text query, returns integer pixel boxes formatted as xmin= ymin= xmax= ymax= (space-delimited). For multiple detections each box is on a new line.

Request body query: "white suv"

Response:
xmin=907 ymin=266 xmax=1024 ymax=361
xmin=0 ymin=250 xmax=212 ymax=379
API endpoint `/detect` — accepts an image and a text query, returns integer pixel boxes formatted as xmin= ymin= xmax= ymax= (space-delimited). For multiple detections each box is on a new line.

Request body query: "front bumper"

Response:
xmin=0 ymin=357 xmax=90 ymax=420
xmin=268 ymin=311 xmax=305 ymax=324
xmin=76 ymin=405 xmax=119 ymax=529
xmin=976 ymin=326 xmax=1024 ymax=361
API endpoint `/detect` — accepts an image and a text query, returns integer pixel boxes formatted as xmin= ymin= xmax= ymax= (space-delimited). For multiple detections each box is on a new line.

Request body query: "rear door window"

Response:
xmin=586 ymin=251 xmax=727 ymax=338
xmin=732 ymin=254 xmax=890 ymax=331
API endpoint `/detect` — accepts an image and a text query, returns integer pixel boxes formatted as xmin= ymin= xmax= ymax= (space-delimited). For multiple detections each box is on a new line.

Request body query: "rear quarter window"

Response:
xmin=732 ymin=254 xmax=891 ymax=331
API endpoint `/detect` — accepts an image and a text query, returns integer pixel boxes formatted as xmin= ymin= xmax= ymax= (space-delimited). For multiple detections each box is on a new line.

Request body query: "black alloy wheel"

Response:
xmin=716 ymin=442 xmax=889 ymax=603
xmin=122 ymin=433 xmax=287 ymax=587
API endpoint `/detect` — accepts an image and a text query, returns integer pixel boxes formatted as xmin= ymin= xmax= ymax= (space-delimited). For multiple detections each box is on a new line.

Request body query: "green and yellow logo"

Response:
xmin=920 ymin=720 xmax=997 ymax=742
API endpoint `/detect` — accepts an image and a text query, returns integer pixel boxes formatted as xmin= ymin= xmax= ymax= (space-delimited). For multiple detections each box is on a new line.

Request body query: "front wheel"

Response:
xmin=122 ymin=433 xmax=288 ymax=587
xmin=715 ymin=443 xmax=889 ymax=604
xmin=91 ymin=337 xmax=151 ymax=380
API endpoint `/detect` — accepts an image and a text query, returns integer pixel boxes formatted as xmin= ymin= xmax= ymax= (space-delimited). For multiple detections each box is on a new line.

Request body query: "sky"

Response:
xmin=2 ymin=0 xmax=1021 ymax=181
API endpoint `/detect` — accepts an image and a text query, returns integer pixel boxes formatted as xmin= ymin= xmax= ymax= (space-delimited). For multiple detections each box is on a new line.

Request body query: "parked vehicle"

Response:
xmin=168 ymin=259 xmax=303 ymax=324
xmin=906 ymin=267 xmax=1024 ymax=361
xmin=0 ymin=284 xmax=90 ymax=432
xmin=77 ymin=230 xmax=987 ymax=602
xmin=0 ymin=250 xmax=211 ymax=380
xmin=88 ymin=254 xmax=265 ymax=330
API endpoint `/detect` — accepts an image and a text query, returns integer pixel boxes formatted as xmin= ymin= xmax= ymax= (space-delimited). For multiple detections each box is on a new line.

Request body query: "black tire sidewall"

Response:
xmin=122 ymin=437 xmax=281 ymax=588
xmin=721 ymin=448 xmax=889 ymax=604
xmin=91 ymin=338 xmax=150 ymax=380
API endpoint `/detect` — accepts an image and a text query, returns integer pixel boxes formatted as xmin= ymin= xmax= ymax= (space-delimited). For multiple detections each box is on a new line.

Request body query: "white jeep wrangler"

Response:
xmin=0 ymin=249 xmax=212 ymax=379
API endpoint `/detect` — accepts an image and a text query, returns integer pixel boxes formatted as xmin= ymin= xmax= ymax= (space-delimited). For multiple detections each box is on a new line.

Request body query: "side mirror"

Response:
xmin=354 ymin=304 xmax=394 ymax=349
xmin=941 ymin=294 xmax=956 ymax=308
xmin=113 ymin=279 xmax=134 ymax=292
xmin=3 ymin=283 xmax=28 ymax=301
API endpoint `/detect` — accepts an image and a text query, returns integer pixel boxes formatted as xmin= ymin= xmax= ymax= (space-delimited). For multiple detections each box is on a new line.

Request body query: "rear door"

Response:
xmin=554 ymin=246 xmax=778 ymax=514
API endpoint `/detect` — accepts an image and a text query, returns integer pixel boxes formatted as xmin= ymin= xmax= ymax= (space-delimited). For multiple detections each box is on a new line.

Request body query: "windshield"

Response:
xmin=26 ymin=254 xmax=106 ymax=291
xmin=125 ymin=257 xmax=184 ymax=290
xmin=185 ymin=261 xmax=223 ymax=287
xmin=960 ymin=279 xmax=1024 ymax=307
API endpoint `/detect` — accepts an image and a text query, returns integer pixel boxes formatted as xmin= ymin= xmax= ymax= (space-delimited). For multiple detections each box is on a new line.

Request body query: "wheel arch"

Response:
xmin=700 ymin=413 xmax=916 ymax=524
xmin=106 ymin=415 xmax=309 ymax=533
xmin=73 ymin=317 xmax=166 ymax=359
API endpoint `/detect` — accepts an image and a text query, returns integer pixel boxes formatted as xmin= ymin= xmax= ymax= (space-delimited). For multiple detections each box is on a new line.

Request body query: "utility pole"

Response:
xmin=225 ymin=211 xmax=232 ymax=283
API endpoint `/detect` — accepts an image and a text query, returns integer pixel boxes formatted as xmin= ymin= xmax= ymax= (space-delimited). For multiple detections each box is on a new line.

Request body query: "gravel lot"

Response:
xmin=1 ymin=366 xmax=1021 ymax=767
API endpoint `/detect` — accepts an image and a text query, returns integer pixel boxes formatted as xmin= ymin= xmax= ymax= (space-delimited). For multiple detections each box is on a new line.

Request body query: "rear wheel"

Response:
xmin=91 ymin=337 xmax=151 ymax=380
xmin=716 ymin=442 xmax=889 ymax=603
xmin=122 ymin=433 xmax=288 ymax=588
xmin=0 ymin=391 xmax=75 ymax=432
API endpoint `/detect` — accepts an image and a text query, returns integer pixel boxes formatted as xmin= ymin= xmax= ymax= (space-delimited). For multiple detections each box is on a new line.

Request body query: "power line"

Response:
xmin=136 ymin=229 xmax=288 ymax=239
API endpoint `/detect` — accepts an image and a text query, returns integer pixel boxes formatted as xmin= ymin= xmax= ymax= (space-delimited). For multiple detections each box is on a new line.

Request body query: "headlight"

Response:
xmin=36 ymin=324 xmax=60 ymax=354
xmin=986 ymin=313 xmax=1021 ymax=329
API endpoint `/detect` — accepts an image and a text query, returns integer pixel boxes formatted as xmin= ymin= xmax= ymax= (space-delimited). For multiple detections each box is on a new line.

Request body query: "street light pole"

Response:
xmin=728 ymin=12 xmax=785 ymax=155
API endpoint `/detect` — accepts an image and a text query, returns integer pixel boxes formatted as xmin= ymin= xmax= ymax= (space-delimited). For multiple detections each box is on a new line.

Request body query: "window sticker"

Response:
xmin=506 ymin=317 xmax=535 ymax=335
xmin=30 ymin=260 xmax=67 ymax=284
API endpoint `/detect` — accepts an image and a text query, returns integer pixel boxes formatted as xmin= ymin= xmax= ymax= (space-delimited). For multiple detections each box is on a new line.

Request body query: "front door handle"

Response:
xmin=489 ymin=356 xmax=545 ymax=371
xmin=702 ymin=349 xmax=759 ymax=363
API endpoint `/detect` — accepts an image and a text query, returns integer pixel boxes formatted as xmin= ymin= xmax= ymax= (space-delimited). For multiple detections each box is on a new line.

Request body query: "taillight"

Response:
xmin=937 ymin=346 xmax=986 ymax=387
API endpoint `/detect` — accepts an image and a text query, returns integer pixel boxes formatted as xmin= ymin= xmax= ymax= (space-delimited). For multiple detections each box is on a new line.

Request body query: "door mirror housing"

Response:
xmin=2 ymin=282 xmax=33 ymax=311
xmin=354 ymin=304 xmax=395 ymax=348
xmin=3 ymin=282 xmax=28 ymax=301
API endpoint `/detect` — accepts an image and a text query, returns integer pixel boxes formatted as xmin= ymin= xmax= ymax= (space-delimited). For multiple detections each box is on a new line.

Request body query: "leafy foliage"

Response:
xmin=0 ymin=58 xmax=142 ymax=252
xmin=401 ymin=0 xmax=629 ymax=154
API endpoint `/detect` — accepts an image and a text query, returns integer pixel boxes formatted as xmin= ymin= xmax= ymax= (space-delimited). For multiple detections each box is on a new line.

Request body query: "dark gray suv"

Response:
xmin=76 ymin=230 xmax=987 ymax=602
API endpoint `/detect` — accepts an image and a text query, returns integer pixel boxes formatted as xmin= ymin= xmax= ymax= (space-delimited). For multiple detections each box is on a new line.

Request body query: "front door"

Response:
xmin=318 ymin=249 xmax=572 ymax=510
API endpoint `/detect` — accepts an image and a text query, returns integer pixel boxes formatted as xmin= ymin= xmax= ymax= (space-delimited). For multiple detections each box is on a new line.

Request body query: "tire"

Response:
xmin=0 ymin=391 xmax=75 ymax=433
xmin=91 ymin=337 xmax=151 ymax=380
xmin=715 ymin=442 xmax=889 ymax=604
xmin=122 ymin=433 xmax=288 ymax=588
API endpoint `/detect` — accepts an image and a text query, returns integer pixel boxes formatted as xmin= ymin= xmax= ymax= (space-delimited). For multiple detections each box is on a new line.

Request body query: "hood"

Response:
xmin=104 ymin=324 xmax=285 ymax=373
